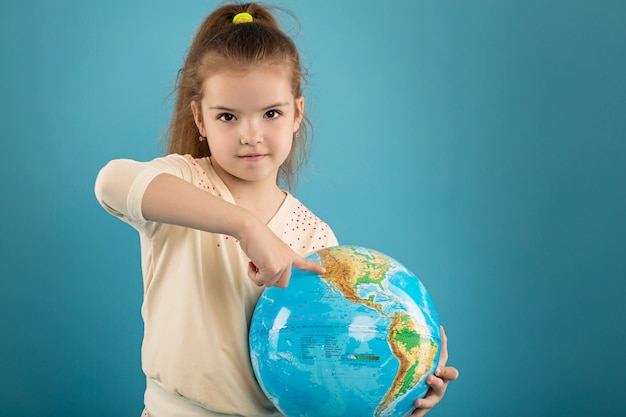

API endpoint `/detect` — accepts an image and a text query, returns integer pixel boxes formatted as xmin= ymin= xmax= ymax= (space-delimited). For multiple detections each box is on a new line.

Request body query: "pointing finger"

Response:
xmin=292 ymin=256 xmax=326 ymax=274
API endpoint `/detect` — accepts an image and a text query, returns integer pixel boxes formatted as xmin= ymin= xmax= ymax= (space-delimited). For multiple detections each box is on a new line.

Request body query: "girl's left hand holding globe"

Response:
xmin=410 ymin=326 xmax=459 ymax=417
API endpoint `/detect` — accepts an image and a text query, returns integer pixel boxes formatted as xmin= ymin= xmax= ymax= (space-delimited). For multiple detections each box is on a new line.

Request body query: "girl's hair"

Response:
xmin=166 ymin=2 xmax=311 ymax=190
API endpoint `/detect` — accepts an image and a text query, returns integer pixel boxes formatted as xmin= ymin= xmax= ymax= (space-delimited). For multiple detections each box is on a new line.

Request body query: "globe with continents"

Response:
xmin=249 ymin=245 xmax=441 ymax=417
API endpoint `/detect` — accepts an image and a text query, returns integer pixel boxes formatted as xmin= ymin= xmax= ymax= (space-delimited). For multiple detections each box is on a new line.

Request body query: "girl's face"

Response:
xmin=192 ymin=65 xmax=304 ymax=189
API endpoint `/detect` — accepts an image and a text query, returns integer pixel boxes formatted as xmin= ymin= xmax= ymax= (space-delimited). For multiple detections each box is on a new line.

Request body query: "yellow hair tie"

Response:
xmin=233 ymin=12 xmax=253 ymax=24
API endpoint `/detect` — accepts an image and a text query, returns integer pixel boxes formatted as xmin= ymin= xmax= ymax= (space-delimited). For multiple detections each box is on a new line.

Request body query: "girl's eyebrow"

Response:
xmin=208 ymin=102 xmax=291 ymax=112
xmin=264 ymin=101 xmax=291 ymax=109
xmin=208 ymin=105 xmax=237 ymax=112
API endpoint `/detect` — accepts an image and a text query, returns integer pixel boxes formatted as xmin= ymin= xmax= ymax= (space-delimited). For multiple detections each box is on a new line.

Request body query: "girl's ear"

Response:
xmin=293 ymin=96 xmax=305 ymax=133
xmin=191 ymin=101 xmax=205 ymax=136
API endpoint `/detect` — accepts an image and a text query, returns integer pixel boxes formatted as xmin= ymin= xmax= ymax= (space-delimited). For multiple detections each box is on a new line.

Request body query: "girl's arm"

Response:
xmin=140 ymin=173 xmax=325 ymax=288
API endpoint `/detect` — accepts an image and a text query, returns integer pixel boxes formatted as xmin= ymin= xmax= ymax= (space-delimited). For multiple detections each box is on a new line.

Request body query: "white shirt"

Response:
xmin=95 ymin=154 xmax=338 ymax=416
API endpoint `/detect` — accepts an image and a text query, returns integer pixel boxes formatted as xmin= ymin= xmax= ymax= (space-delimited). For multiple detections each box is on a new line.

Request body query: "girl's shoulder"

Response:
xmin=151 ymin=154 xmax=228 ymax=198
xmin=146 ymin=153 xmax=207 ymax=177
xmin=271 ymin=194 xmax=338 ymax=254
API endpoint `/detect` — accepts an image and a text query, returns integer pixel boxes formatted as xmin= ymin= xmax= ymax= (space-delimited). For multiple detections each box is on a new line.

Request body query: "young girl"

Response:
xmin=95 ymin=3 xmax=457 ymax=416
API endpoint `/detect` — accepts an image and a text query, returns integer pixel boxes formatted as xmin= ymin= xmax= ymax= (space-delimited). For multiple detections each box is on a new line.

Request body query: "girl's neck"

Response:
xmin=231 ymin=184 xmax=287 ymax=225
xmin=212 ymin=162 xmax=286 ymax=224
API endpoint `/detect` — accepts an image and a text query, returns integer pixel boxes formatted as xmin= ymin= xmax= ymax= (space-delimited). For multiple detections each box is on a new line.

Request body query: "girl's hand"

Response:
xmin=239 ymin=219 xmax=324 ymax=288
xmin=410 ymin=326 xmax=459 ymax=417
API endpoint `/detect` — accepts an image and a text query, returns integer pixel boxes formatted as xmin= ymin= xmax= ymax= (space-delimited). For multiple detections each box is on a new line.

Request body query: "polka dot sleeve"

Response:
xmin=270 ymin=197 xmax=338 ymax=256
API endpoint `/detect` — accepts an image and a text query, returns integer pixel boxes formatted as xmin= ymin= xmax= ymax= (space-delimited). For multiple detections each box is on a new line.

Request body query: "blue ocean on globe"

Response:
xmin=249 ymin=245 xmax=441 ymax=417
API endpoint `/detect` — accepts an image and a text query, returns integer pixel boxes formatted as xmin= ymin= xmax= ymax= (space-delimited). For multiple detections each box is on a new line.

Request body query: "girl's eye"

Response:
xmin=265 ymin=110 xmax=281 ymax=119
xmin=218 ymin=113 xmax=236 ymax=122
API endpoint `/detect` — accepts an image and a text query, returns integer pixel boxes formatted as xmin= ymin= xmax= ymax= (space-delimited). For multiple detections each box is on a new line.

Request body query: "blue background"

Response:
xmin=1 ymin=1 xmax=625 ymax=416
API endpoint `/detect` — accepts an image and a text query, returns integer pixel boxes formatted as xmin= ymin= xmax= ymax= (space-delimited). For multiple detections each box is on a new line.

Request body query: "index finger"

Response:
xmin=292 ymin=256 xmax=326 ymax=275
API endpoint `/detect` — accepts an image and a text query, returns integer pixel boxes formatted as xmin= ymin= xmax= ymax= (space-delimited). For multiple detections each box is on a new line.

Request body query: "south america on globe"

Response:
xmin=249 ymin=245 xmax=441 ymax=417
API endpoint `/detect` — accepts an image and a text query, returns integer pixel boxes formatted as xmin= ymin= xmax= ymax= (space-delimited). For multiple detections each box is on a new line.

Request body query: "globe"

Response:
xmin=249 ymin=245 xmax=441 ymax=417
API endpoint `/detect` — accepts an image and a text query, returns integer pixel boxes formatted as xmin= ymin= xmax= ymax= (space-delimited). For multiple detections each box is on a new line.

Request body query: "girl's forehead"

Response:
xmin=202 ymin=65 xmax=294 ymax=95
xmin=201 ymin=65 xmax=297 ymax=107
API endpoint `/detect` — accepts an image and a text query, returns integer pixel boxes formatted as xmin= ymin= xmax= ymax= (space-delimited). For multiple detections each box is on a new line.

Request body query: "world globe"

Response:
xmin=249 ymin=245 xmax=441 ymax=417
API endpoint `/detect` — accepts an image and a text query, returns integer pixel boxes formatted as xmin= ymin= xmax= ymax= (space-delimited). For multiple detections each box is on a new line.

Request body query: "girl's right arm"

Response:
xmin=95 ymin=161 xmax=323 ymax=287
xmin=143 ymin=173 xmax=327 ymax=287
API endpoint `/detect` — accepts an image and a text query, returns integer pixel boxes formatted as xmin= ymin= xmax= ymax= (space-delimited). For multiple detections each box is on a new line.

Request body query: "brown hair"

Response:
xmin=165 ymin=2 xmax=311 ymax=190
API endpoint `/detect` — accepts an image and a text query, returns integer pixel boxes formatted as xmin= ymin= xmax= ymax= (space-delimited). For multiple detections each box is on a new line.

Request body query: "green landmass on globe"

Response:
xmin=319 ymin=247 xmax=439 ymax=414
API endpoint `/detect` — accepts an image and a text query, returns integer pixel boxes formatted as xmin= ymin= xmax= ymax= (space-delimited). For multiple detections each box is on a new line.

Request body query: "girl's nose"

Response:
xmin=240 ymin=123 xmax=263 ymax=145
xmin=240 ymin=134 xmax=262 ymax=145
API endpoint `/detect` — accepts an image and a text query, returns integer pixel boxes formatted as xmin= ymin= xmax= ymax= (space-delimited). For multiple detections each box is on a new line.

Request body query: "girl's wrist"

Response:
xmin=227 ymin=206 xmax=261 ymax=242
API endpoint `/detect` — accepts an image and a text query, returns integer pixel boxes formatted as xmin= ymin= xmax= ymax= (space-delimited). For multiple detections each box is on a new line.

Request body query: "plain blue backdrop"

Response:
xmin=1 ymin=1 xmax=625 ymax=416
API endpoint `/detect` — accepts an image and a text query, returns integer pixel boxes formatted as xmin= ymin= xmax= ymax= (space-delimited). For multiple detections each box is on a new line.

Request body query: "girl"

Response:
xmin=95 ymin=3 xmax=457 ymax=416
